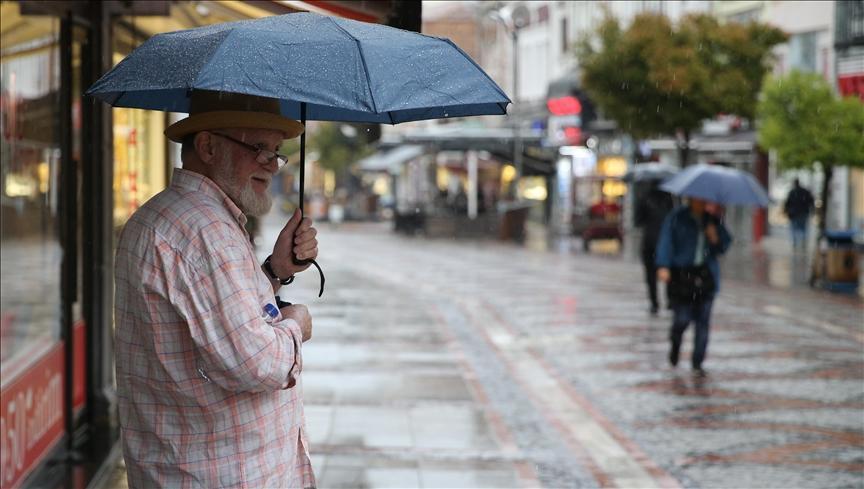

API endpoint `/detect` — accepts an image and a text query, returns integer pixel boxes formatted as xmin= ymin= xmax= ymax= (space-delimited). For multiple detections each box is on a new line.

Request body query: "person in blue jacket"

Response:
xmin=656 ymin=197 xmax=732 ymax=374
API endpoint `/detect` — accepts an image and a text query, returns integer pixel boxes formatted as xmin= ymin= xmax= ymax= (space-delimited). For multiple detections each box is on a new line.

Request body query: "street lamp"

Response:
xmin=489 ymin=4 xmax=529 ymax=199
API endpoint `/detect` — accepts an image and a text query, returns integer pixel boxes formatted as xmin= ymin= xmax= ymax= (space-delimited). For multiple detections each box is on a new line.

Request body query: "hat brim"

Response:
xmin=165 ymin=111 xmax=304 ymax=142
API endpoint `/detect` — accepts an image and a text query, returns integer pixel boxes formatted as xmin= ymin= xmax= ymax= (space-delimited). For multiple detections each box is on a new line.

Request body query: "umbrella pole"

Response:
xmin=299 ymin=102 xmax=306 ymax=215
xmin=293 ymin=101 xmax=325 ymax=297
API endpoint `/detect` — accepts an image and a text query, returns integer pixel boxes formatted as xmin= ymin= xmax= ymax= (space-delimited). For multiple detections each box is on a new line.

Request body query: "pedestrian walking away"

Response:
xmin=656 ymin=198 xmax=732 ymax=374
xmin=634 ymin=181 xmax=675 ymax=315
xmin=113 ymin=91 xmax=319 ymax=488
xmin=783 ymin=178 xmax=815 ymax=251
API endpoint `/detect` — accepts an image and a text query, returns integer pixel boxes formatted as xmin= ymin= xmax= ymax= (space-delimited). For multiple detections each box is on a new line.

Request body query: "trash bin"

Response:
xmin=497 ymin=201 xmax=532 ymax=241
xmin=813 ymin=231 xmax=860 ymax=292
xmin=823 ymin=231 xmax=859 ymax=283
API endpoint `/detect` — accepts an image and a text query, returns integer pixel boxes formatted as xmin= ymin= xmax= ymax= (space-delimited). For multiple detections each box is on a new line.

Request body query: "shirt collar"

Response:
xmin=171 ymin=168 xmax=248 ymax=228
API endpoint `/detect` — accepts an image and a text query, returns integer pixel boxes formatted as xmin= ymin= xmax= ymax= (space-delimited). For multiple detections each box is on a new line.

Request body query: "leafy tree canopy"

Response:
xmin=308 ymin=122 xmax=375 ymax=175
xmin=758 ymin=70 xmax=864 ymax=171
xmin=758 ymin=70 xmax=864 ymax=232
xmin=576 ymin=12 xmax=786 ymax=140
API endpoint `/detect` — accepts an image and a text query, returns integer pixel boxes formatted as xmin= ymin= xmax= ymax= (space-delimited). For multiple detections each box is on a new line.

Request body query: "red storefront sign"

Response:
xmin=0 ymin=322 xmax=86 ymax=488
xmin=838 ymin=74 xmax=864 ymax=101
xmin=546 ymin=95 xmax=582 ymax=116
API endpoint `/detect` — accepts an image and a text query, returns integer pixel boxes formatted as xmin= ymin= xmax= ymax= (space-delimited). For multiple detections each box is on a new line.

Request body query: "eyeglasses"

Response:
xmin=209 ymin=131 xmax=289 ymax=170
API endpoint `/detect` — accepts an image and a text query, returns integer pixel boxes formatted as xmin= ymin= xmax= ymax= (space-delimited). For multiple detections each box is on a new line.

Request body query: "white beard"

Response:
xmin=212 ymin=153 xmax=273 ymax=217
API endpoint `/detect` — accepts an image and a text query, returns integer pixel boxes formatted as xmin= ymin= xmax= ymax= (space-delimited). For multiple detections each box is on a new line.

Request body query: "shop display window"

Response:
xmin=0 ymin=6 xmax=62 ymax=371
xmin=112 ymin=107 xmax=165 ymax=229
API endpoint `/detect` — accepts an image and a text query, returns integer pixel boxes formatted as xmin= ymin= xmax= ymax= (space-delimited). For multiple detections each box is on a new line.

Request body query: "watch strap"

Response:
xmin=263 ymin=255 xmax=294 ymax=285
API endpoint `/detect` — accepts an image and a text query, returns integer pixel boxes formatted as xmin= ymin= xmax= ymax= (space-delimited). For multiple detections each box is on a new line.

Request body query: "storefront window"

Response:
xmin=0 ymin=6 xmax=62 ymax=369
xmin=112 ymin=107 xmax=166 ymax=229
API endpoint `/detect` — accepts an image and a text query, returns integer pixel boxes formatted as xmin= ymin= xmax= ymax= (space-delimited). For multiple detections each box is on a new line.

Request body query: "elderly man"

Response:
xmin=114 ymin=91 xmax=318 ymax=488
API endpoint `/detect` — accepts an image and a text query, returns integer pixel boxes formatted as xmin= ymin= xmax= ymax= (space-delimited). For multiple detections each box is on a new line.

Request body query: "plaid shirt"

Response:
xmin=114 ymin=169 xmax=315 ymax=488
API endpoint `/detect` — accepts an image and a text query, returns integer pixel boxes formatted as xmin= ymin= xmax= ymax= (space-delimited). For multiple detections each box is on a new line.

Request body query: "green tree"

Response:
xmin=757 ymin=70 xmax=864 ymax=233
xmin=576 ymin=12 xmax=786 ymax=165
xmin=307 ymin=122 xmax=374 ymax=188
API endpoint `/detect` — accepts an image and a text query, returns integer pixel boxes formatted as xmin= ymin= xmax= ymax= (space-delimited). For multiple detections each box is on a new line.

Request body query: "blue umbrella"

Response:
xmin=85 ymin=12 xmax=510 ymax=124
xmin=660 ymin=164 xmax=771 ymax=207
xmin=86 ymin=13 xmax=511 ymax=297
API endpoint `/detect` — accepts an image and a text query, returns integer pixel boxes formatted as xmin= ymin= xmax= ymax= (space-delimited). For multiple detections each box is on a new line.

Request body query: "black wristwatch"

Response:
xmin=263 ymin=255 xmax=294 ymax=285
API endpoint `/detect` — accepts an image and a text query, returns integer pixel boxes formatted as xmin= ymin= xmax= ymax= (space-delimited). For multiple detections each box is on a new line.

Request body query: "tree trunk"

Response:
xmin=818 ymin=164 xmax=833 ymax=236
xmin=678 ymin=129 xmax=691 ymax=167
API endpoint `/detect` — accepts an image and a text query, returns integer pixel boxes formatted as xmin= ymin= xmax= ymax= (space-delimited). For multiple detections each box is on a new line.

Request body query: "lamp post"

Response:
xmin=490 ymin=5 xmax=529 ymax=199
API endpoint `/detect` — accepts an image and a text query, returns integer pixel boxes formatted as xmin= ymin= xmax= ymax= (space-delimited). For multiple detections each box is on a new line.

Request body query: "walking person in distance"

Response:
xmin=656 ymin=197 xmax=732 ymax=375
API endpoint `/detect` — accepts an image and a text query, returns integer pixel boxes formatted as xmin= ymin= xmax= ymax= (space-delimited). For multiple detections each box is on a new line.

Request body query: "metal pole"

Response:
xmin=467 ymin=150 xmax=478 ymax=219
xmin=298 ymin=102 xmax=306 ymax=215
xmin=512 ymin=30 xmax=522 ymax=199
xmin=59 ymin=12 xmax=76 ymax=454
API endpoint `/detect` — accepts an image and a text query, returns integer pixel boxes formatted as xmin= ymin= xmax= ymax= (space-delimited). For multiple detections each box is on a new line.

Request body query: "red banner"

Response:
xmin=838 ymin=74 xmax=864 ymax=101
xmin=0 ymin=322 xmax=86 ymax=488
xmin=0 ymin=343 xmax=64 ymax=488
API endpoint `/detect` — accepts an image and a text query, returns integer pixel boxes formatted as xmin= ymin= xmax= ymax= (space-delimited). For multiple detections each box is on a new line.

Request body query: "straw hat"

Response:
xmin=164 ymin=90 xmax=304 ymax=142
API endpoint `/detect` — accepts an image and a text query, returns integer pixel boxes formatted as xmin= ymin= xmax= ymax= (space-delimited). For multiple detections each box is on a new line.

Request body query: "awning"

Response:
xmin=647 ymin=130 xmax=757 ymax=152
xmin=547 ymin=72 xmax=581 ymax=99
xmin=381 ymin=125 xmax=555 ymax=176
xmin=357 ymin=145 xmax=425 ymax=173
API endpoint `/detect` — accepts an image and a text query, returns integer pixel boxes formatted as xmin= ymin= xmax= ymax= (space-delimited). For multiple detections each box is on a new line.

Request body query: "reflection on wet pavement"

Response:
xmin=277 ymin=219 xmax=862 ymax=489
xmin=276 ymin=252 xmax=541 ymax=487
xmin=96 ymin=211 xmax=860 ymax=488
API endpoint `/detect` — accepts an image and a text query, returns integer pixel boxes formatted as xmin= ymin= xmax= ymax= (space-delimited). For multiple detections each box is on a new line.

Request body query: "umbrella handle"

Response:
xmin=291 ymin=248 xmax=325 ymax=297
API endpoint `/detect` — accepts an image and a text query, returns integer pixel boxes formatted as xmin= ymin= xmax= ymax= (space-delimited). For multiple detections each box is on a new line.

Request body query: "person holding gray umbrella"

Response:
xmin=655 ymin=164 xmax=769 ymax=374
xmin=655 ymin=197 xmax=732 ymax=375
xmin=113 ymin=91 xmax=319 ymax=488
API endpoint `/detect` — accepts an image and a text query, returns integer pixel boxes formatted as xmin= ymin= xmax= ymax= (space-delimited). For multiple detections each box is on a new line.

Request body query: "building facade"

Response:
xmin=834 ymin=0 xmax=864 ymax=232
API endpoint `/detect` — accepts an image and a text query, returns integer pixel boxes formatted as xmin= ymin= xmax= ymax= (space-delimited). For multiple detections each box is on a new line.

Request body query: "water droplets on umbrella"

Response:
xmin=85 ymin=11 xmax=511 ymax=299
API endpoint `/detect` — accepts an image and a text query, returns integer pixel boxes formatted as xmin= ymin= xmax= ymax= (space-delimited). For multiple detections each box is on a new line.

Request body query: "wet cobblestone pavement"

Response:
xmin=281 ymin=220 xmax=863 ymax=489
xmin=100 ymin=216 xmax=864 ymax=489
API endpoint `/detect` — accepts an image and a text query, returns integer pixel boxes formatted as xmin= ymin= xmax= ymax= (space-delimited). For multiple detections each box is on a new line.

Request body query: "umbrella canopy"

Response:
xmin=660 ymin=164 xmax=771 ymax=207
xmin=85 ymin=12 xmax=510 ymax=123
xmin=86 ymin=12 xmax=511 ymax=298
xmin=623 ymin=162 xmax=679 ymax=183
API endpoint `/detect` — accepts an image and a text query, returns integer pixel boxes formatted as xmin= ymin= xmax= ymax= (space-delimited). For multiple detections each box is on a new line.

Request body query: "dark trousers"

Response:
xmin=641 ymin=245 xmax=659 ymax=309
xmin=670 ymin=299 xmax=714 ymax=369
xmin=790 ymin=215 xmax=809 ymax=249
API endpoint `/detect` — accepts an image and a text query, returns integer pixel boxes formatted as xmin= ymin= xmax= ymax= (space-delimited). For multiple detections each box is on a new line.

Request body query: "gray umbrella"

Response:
xmin=660 ymin=164 xmax=771 ymax=207
xmin=623 ymin=162 xmax=679 ymax=182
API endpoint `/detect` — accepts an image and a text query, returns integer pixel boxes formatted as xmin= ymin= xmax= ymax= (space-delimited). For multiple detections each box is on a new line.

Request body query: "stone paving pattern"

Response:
xmin=101 ymin=211 xmax=864 ymax=489
xmin=293 ymin=219 xmax=863 ymax=489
